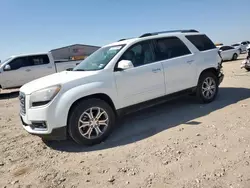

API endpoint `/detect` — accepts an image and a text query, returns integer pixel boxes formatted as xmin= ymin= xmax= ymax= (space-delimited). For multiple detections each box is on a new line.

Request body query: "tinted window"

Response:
xmin=220 ymin=46 xmax=234 ymax=51
xmin=232 ymin=44 xmax=240 ymax=46
xmin=241 ymin=42 xmax=247 ymax=45
xmin=8 ymin=57 xmax=31 ymax=70
xmin=6 ymin=55 xmax=50 ymax=71
xmin=119 ymin=41 xmax=155 ymax=67
xmin=28 ymin=55 xmax=50 ymax=65
xmin=185 ymin=34 xmax=216 ymax=51
xmin=154 ymin=37 xmax=191 ymax=61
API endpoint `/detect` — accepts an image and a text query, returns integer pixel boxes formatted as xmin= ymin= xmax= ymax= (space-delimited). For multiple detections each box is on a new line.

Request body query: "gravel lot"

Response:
xmin=1 ymin=55 xmax=250 ymax=188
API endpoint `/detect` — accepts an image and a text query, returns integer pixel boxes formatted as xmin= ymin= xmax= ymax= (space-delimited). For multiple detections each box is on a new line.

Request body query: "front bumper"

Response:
xmin=19 ymin=93 xmax=68 ymax=141
xmin=20 ymin=115 xmax=67 ymax=140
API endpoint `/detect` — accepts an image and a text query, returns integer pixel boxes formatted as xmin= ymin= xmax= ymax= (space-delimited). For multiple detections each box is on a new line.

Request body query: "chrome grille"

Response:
xmin=19 ymin=92 xmax=26 ymax=115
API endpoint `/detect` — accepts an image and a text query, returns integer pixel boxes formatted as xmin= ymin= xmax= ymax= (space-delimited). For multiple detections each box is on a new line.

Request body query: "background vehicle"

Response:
xmin=19 ymin=29 xmax=224 ymax=146
xmin=0 ymin=52 xmax=81 ymax=90
xmin=232 ymin=41 xmax=249 ymax=53
xmin=231 ymin=43 xmax=242 ymax=51
xmin=217 ymin=45 xmax=240 ymax=61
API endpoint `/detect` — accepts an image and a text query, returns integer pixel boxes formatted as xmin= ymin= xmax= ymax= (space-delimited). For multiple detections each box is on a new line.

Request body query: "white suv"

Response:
xmin=19 ymin=29 xmax=224 ymax=145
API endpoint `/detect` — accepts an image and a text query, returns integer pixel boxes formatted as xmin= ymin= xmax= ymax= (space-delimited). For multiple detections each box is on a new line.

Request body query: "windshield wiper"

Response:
xmin=74 ymin=69 xmax=86 ymax=71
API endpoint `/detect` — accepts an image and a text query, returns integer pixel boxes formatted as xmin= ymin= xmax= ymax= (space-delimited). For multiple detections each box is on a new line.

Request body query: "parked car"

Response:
xmin=19 ymin=29 xmax=224 ymax=145
xmin=0 ymin=52 xmax=81 ymax=91
xmin=217 ymin=45 xmax=240 ymax=61
xmin=232 ymin=41 xmax=249 ymax=53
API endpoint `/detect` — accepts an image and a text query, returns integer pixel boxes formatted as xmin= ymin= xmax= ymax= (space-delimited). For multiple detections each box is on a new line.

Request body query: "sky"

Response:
xmin=0 ymin=0 xmax=249 ymax=60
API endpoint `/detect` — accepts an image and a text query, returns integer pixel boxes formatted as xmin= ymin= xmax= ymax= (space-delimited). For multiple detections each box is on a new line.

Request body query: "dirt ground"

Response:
xmin=1 ymin=55 xmax=250 ymax=188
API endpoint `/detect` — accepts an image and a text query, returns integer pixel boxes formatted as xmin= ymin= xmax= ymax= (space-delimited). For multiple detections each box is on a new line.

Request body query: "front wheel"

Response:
xmin=68 ymin=98 xmax=116 ymax=146
xmin=245 ymin=67 xmax=250 ymax=71
xmin=196 ymin=72 xmax=219 ymax=103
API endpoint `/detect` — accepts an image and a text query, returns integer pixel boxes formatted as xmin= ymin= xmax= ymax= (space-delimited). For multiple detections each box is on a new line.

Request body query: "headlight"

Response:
xmin=30 ymin=85 xmax=61 ymax=107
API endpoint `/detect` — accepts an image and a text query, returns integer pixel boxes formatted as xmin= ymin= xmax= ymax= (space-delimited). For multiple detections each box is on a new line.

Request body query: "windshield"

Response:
xmin=0 ymin=57 xmax=12 ymax=64
xmin=73 ymin=45 xmax=125 ymax=71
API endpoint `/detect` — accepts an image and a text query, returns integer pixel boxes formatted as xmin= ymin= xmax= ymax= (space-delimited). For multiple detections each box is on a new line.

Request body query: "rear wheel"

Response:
xmin=196 ymin=72 xmax=219 ymax=103
xmin=245 ymin=67 xmax=250 ymax=71
xmin=68 ymin=98 xmax=116 ymax=146
xmin=232 ymin=53 xmax=238 ymax=60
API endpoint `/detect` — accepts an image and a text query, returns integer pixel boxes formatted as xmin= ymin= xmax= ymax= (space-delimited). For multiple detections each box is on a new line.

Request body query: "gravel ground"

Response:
xmin=0 ymin=55 xmax=250 ymax=188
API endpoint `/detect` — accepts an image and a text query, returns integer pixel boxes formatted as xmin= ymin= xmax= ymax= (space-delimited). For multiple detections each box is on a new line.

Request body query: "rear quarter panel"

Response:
xmin=181 ymin=35 xmax=220 ymax=84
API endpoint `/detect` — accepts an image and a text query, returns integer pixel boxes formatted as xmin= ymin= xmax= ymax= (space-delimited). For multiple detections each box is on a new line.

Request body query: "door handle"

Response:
xmin=47 ymin=66 xmax=52 ymax=69
xmin=152 ymin=68 xmax=161 ymax=73
xmin=25 ymin=69 xmax=31 ymax=72
xmin=186 ymin=60 xmax=194 ymax=64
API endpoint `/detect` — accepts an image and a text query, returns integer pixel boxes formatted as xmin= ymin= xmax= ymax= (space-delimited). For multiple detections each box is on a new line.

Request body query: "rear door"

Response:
xmin=153 ymin=36 xmax=197 ymax=94
xmin=220 ymin=46 xmax=236 ymax=60
xmin=27 ymin=55 xmax=56 ymax=80
xmin=219 ymin=46 xmax=231 ymax=60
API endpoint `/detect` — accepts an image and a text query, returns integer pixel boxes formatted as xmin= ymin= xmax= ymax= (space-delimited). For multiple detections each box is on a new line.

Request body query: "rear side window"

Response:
xmin=154 ymin=37 xmax=191 ymax=61
xmin=185 ymin=34 xmax=216 ymax=51
xmin=220 ymin=46 xmax=234 ymax=51
xmin=28 ymin=55 xmax=50 ymax=65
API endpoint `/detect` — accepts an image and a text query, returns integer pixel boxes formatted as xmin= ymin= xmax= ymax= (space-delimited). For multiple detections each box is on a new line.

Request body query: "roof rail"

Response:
xmin=139 ymin=29 xmax=199 ymax=38
xmin=118 ymin=38 xmax=127 ymax=42
xmin=118 ymin=37 xmax=135 ymax=42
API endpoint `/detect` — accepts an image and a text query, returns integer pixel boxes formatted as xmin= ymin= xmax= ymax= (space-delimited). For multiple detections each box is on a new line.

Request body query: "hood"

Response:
xmin=20 ymin=70 xmax=98 ymax=94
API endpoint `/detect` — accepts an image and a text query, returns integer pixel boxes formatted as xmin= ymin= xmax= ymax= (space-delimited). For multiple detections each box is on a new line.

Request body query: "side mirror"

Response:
xmin=117 ymin=60 xmax=134 ymax=70
xmin=4 ymin=64 xmax=11 ymax=71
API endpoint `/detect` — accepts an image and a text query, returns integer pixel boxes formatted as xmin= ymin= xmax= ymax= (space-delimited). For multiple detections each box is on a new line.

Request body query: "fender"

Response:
xmin=53 ymin=82 xmax=120 ymax=127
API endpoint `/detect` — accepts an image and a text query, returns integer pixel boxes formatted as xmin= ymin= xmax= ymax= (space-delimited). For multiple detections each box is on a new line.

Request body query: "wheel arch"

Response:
xmin=197 ymin=67 xmax=218 ymax=84
xmin=67 ymin=93 xmax=117 ymax=124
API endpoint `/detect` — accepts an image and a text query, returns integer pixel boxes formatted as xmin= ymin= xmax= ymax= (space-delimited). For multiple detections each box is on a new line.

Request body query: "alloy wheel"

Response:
xmin=78 ymin=107 xmax=109 ymax=139
xmin=202 ymin=77 xmax=216 ymax=99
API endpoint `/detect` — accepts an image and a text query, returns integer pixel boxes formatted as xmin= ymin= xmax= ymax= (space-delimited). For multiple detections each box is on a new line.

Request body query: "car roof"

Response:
xmin=10 ymin=52 xmax=48 ymax=58
xmin=104 ymin=30 xmax=204 ymax=48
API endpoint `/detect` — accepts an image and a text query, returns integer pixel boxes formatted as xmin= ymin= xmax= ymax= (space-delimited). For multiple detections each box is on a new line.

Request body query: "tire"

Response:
xmin=245 ymin=67 xmax=250 ymax=71
xmin=68 ymin=98 xmax=116 ymax=146
xmin=196 ymin=72 xmax=219 ymax=103
xmin=232 ymin=53 xmax=238 ymax=60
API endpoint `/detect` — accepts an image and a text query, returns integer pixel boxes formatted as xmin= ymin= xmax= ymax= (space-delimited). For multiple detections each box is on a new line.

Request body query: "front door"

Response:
xmin=114 ymin=40 xmax=165 ymax=108
xmin=1 ymin=57 xmax=34 ymax=88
